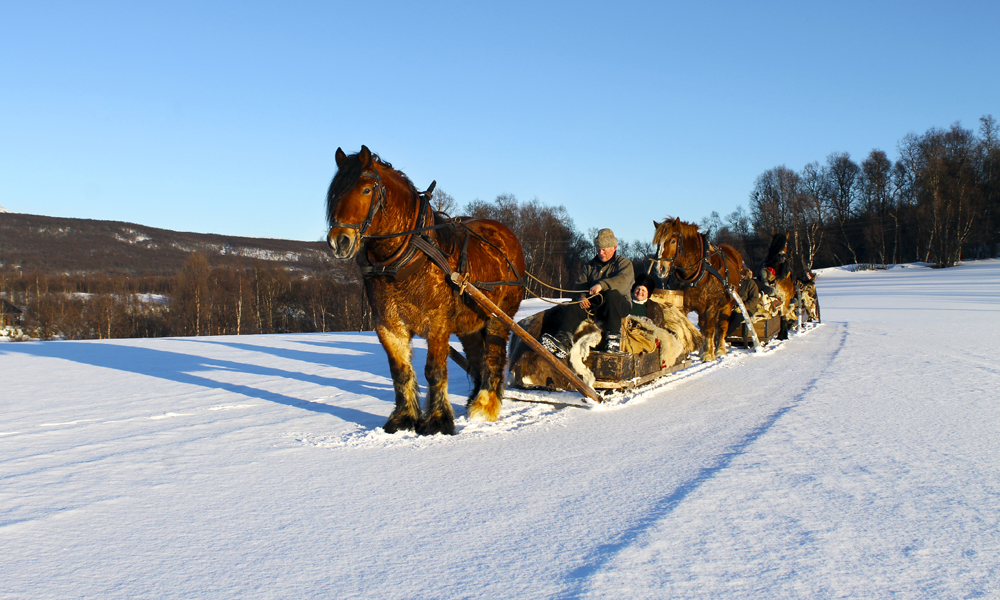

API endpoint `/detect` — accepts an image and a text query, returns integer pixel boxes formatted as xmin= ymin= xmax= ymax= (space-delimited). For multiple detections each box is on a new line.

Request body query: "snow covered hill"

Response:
xmin=2 ymin=261 xmax=999 ymax=599
xmin=0 ymin=211 xmax=343 ymax=275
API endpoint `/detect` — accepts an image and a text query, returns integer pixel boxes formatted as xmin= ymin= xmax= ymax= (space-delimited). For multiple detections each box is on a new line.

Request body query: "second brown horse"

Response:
xmin=652 ymin=218 xmax=743 ymax=361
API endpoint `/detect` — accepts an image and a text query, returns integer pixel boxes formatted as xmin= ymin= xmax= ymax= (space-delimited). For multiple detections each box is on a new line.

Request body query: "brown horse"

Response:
xmin=326 ymin=146 xmax=525 ymax=435
xmin=651 ymin=218 xmax=743 ymax=361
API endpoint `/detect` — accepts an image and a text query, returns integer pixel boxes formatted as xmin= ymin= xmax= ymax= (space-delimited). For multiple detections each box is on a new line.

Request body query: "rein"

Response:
xmin=336 ymin=173 xmax=524 ymax=291
xmin=332 ymin=167 xmax=596 ymax=301
xmin=668 ymin=233 xmax=707 ymax=287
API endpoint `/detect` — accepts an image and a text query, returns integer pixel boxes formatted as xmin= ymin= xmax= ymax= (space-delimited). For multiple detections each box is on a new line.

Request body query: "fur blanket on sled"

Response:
xmin=508 ymin=304 xmax=703 ymax=388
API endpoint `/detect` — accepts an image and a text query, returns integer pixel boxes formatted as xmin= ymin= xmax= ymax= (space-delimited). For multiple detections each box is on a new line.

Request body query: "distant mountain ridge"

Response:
xmin=0 ymin=212 xmax=353 ymax=277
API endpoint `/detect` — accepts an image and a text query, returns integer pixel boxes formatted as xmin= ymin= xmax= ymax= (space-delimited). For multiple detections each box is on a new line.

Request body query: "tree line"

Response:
xmin=705 ymin=115 xmax=999 ymax=271
xmin=1 ymin=259 xmax=369 ymax=340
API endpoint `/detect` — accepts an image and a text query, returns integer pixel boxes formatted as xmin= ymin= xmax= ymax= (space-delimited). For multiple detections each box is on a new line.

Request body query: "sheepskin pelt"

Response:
xmin=657 ymin=304 xmax=703 ymax=361
xmin=622 ymin=308 xmax=702 ymax=368
xmin=507 ymin=312 xmax=602 ymax=388
xmin=566 ymin=321 xmax=602 ymax=387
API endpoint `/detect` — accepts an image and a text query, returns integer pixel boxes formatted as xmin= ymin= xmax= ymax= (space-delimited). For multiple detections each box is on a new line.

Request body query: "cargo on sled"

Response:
xmin=506 ymin=291 xmax=702 ymax=397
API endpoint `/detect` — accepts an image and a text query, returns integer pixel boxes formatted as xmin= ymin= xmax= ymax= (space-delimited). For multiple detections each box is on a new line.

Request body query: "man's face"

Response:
xmin=598 ymin=246 xmax=616 ymax=262
xmin=632 ymin=285 xmax=649 ymax=302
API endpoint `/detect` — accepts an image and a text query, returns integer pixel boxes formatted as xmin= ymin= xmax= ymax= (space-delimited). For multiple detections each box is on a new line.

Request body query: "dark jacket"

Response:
xmin=576 ymin=253 xmax=635 ymax=298
xmin=738 ymin=276 xmax=761 ymax=314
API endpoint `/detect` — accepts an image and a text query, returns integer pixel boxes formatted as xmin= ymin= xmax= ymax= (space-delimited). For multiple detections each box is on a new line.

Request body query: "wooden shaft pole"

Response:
xmin=448 ymin=347 xmax=470 ymax=373
xmin=455 ymin=276 xmax=602 ymax=403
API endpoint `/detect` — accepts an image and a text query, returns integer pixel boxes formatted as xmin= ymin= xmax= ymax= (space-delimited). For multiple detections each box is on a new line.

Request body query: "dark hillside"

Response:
xmin=0 ymin=212 xmax=353 ymax=278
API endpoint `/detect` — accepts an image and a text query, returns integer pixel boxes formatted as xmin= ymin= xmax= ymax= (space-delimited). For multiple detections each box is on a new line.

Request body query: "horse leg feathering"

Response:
xmin=377 ymin=325 xmax=421 ymax=433
xmin=416 ymin=325 xmax=456 ymax=435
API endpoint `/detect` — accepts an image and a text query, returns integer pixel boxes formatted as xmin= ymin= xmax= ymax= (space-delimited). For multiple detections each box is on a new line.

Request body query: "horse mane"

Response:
xmin=326 ymin=150 xmax=418 ymax=227
xmin=653 ymin=217 xmax=701 ymax=246
xmin=764 ymin=232 xmax=788 ymax=266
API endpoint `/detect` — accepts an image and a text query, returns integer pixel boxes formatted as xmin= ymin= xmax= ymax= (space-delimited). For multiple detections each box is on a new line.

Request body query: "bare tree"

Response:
xmin=749 ymin=166 xmax=799 ymax=234
xmin=859 ymin=150 xmax=894 ymax=265
xmin=432 ymin=187 xmax=458 ymax=215
xmin=824 ymin=152 xmax=861 ymax=265
xmin=174 ymin=253 xmax=212 ymax=335
xmin=464 ymin=194 xmax=588 ymax=298
xmin=898 ymin=123 xmax=984 ymax=266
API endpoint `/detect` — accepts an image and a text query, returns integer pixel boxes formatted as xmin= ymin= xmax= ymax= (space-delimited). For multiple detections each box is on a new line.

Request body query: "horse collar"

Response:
xmin=671 ymin=233 xmax=708 ymax=286
xmin=357 ymin=185 xmax=434 ymax=280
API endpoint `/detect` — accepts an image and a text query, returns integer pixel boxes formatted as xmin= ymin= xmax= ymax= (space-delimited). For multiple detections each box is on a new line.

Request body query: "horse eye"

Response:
xmin=362 ymin=187 xmax=372 ymax=195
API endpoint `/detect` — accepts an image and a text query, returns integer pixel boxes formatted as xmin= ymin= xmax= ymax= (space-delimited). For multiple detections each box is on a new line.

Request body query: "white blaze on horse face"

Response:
xmin=654 ymin=234 xmax=678 ymax=279
xmin=656 ymin=260 xmax=669 ymax=280
xmin=654 ymin=245 xmax=670 ymax=279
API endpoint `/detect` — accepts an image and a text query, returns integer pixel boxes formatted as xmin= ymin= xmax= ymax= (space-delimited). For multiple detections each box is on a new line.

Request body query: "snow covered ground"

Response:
xmin=2 ymin=261 xmax=999 ymax=599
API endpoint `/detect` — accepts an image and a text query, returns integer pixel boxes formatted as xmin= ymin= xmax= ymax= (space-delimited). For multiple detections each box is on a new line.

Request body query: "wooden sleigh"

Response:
xmin=509 ymin=347 xmax=692 ymax=393
xmin=501 ymin=287 xmax=700 ymax=400
xmin=725 ymin=313 xmax=783 ymax=348
xmin=449 ymin=278 xmax=695 ymax=402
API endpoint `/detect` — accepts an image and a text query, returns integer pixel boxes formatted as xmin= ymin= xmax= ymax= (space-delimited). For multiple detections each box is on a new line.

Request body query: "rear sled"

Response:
xmin=725 ymin=313 xmax=782 ymax=348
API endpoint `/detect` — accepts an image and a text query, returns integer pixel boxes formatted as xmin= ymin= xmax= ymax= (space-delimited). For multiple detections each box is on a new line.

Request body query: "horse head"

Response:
xmin=764 ymin=231 xmax=789 ymax=269
xmin=326 ymin=145 xmax=386 ymax=259
xmin=651 ymin=218 xmax=682 ymax=280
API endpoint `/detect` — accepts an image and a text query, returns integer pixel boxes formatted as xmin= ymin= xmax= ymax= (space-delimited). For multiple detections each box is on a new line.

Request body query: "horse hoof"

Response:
xmin=416 ymin=415 xmax=456 ymax=436
xmin=383 ymin=414 xmax=418 ymax=434
xmin=467 ymin=391 xmax=501 ymax=422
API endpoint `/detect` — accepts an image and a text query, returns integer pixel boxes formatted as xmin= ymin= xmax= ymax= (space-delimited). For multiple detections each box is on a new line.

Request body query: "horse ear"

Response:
xmin=672 ymin=217 xmax=680 ymax=228
xmin=335 ymin=147 xmax=347 ymax=168
xmin=359 ymin=145 xmax=372 ymax=168
xmin=653 ymin=220 xmax=661 ymax=229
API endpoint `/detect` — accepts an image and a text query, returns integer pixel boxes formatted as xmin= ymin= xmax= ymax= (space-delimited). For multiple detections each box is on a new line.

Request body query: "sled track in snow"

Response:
xmin=561 ymin=321 xmax=844 ymax=597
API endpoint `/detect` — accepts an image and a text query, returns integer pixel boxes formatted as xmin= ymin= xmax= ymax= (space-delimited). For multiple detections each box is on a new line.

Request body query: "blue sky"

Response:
xmin=2 ymin=1 xmax=997 ymax=245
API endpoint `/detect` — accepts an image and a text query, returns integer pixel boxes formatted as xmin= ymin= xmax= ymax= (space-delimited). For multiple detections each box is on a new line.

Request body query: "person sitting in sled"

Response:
xmin=629 ymin=275 xmax=665 ymax=327
xmin=542 ymin=228 xmax=634 ymax=357
xmin=728 ymin=266 xmax=762 ymax=335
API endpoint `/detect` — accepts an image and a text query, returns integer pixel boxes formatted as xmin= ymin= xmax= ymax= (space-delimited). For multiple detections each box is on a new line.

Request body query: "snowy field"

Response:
xmin=2 ymin=260 xmax=999 ymax=599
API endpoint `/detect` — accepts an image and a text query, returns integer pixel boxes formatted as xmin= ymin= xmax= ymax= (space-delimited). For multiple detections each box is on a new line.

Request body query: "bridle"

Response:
xmin=328 ymin=167 xmax=387 ymax=240
xmin=650 ymin=228 xmax=685 ymax=279
xmin=650 ymin=228 xmax=713 ymax=288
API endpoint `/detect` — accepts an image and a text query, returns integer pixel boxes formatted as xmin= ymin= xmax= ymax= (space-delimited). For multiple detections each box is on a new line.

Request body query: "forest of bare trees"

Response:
xmin=0 ymin=258 xmax=367 ymax=341
xmin=709 ymin=115 xmax=999 ymax=272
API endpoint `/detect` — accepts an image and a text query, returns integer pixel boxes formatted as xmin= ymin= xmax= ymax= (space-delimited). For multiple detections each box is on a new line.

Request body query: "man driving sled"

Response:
xmin=541 ymin=228 xmax=634 ymax=357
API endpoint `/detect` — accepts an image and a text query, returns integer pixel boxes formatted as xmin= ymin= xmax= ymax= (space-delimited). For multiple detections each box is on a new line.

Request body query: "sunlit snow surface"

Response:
xmin=2 ymin=261 xmax=999 ymax=599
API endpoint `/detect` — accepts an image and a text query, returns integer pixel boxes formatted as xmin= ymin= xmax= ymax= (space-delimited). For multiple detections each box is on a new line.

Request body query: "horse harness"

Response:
xmin=342 ymin=172 xmax=522 ymax=293
xmin=662 ymin=233 xmax=736 ymax=304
